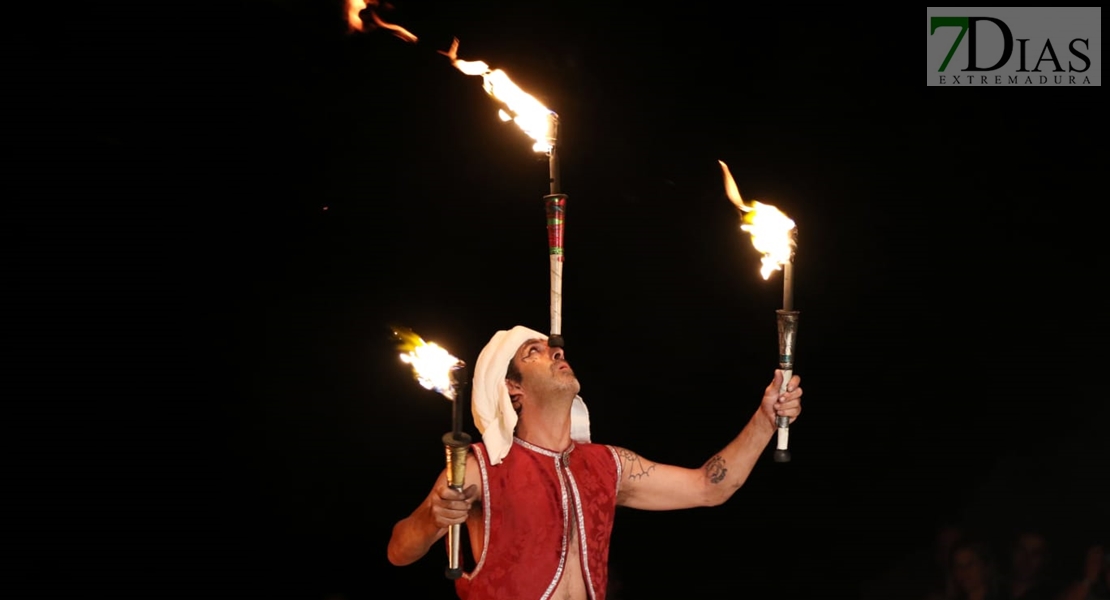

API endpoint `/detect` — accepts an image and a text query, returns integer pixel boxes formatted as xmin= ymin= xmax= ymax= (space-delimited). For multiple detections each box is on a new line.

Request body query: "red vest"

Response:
xmin=455 ymin=438 xmax=622 ymax=600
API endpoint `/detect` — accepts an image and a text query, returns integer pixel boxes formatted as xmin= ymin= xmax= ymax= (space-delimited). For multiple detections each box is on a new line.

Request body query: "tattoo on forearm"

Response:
xmin=620 ymin=449 xmax=656 ymax=480
xmin=704 ymin=455 xmax=727 ymax=484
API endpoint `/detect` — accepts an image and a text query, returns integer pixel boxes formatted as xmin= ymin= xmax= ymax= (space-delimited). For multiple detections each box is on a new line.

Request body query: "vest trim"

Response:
xmin=467 ymin=444 xmax=493 ymax=581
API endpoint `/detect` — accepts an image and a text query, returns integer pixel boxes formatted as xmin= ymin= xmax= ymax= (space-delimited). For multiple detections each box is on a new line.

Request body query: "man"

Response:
xmin=1003 ymin=529 xmax=1058 ymax=600
xmin=387 ymin=325 xmax=803 ymax=600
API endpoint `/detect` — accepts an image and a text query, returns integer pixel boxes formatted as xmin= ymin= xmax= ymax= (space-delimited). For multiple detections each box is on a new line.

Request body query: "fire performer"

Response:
xmin=387 ymin=325 xmax=802 ymax=599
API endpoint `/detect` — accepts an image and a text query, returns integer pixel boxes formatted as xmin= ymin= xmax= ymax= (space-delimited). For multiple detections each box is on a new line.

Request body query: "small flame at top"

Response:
xmin=393 ymin=326 xmax=464 ymax=400
xmin=719 ymin=160 xmax=797 ymax=280
xmin=439 ymin=38 xmax=556 ymax=154
xmin=346 ymin=0 xmax=418 ymax=42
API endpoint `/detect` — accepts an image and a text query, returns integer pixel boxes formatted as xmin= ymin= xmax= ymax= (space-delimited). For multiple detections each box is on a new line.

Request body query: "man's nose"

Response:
xmin=551 ymin=347 xmax=564 ymax=361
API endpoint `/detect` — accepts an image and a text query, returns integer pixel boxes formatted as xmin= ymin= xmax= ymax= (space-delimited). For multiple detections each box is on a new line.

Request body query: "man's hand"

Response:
xmin=388 ymin=468 xmax=480 ymax=567
xmin=427 ymin=472 xmax=479 ymax=529
xmin=760 ymin=369 xmax=802 ymax=427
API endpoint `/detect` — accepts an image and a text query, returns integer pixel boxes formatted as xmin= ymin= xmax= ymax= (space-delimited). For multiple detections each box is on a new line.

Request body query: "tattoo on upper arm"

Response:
xmin=704 ymin=455 xmax=727 ymax=484
xmin=619 ymin=449 xmax=656 ymax=480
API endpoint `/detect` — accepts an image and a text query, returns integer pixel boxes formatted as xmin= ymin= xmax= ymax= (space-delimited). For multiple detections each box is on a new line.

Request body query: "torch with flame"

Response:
xmin=393 ymin=326 xmax=471 ymax=579
xmin=440 ymin=38 xmax=568 ymax=348
xmin=343 ymin=17 xmax=566 ymax=343
xmin=719 ymin=160 xmax=800 ymax=463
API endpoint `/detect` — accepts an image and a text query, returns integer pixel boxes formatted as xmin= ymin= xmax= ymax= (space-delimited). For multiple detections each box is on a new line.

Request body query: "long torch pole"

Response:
xmin=545 ymin=113 xmax=566 ymax=348
xmin=773 ymin=230 xmax=799 ymax=463
xmin=443 ymin=363 xmax=471 ymax=579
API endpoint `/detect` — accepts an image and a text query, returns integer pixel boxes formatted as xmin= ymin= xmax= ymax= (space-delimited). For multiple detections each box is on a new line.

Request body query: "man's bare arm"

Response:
xmin=615 ymin=371 xmax=801 ymax=510
xmin=387 ymin=470 xmax=452 ymax=566
xmin=387 ymin=460 xmax=481 ymax=566
xmin=614 ymin=411 xmax=775 ymax=510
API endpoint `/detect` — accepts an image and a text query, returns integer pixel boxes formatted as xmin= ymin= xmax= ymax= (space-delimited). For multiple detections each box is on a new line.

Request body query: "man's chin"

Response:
xmin=555 ymin=378 xmax=580 ymax=395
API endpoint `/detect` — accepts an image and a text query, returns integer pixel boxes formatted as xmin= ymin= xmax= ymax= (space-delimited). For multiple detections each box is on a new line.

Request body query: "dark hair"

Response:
xmin=506 ymin=358 xmax=522 ymax=384
xmin=505 ymin=358 xmax=523 ymax=416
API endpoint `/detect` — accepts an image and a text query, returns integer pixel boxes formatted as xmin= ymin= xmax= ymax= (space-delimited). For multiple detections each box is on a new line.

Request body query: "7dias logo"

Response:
xmin=928 ymin=15 xmax=1095 ymax=86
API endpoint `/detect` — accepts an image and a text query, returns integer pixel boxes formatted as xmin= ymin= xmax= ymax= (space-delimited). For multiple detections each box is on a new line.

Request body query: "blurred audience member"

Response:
xmin=1003 ymin=528 xmax=1060 ymax=600
xmin=1056 ymin=543 xmax=1110 ymax=600
xmin=929 ymin=537 xmax=1004 ymax=600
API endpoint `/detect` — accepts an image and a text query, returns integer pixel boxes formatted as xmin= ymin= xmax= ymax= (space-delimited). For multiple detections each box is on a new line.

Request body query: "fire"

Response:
xmin=393 ymin=326 xmax=463 ymax=400
xmin=346 ymin=0 xmax=418 ymax=42
xmin=719 ymin=160 xmax=797 ymax=279
xmin=439 ymin=38 xmax=556 ymax=154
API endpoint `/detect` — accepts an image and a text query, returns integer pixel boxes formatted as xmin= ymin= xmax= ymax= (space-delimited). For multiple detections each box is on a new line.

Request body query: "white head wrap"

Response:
xmin=471 ymin=325 xmax=591 ymax=465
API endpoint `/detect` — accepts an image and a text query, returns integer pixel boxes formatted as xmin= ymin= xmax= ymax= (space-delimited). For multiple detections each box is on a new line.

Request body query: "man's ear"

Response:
xmin=506 ymin=378 xmax=524 ymax=414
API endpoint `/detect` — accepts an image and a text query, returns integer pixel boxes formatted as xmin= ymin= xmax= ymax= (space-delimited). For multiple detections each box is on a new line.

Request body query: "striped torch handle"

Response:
xmin=545 ymin=193 xmax=567 ymax=347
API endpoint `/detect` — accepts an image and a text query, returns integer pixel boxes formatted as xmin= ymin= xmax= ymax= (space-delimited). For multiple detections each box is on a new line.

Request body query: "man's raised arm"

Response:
xmin=615 ymin=370 xmax=801 ymax=511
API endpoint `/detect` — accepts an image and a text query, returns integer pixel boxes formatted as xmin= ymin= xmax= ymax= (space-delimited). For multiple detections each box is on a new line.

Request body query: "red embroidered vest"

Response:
xmin=454 ymin=438 xmax=622 ymax=600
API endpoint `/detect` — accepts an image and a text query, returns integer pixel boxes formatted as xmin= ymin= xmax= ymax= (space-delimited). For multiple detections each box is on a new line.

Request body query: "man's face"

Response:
xmin=952 ymin=548 xmax=988 ymax=592
xmin=510 ymin=338 xmax=580 ymax=400
xmin=1012 ymin=533 xmax=1047 ymax=580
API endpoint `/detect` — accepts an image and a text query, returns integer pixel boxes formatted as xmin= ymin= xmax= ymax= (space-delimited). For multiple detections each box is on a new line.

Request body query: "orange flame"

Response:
xmin=719 ymin=160 xmax=797 ymax=280
xmin=346 ymin=0 xmax=418 ymax=43
xmin=439 ymin=37 xmax=556 ymax=154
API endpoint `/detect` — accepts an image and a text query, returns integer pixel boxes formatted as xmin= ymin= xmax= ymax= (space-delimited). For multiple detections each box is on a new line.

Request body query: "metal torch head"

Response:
xmin=547 ymin=112 xmax=559 ymax=153
xmin=449 ymin=362 xmax=469 ymax=389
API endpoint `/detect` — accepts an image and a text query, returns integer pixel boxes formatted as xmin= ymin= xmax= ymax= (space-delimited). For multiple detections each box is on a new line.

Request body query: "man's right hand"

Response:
xmin=428 ymin=473 xmax=478 ymax=529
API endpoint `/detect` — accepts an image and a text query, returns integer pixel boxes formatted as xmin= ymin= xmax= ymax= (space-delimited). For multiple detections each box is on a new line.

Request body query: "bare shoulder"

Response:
xmin=610 ymin=446 xmax=657 ymax=483
xmin=610 ymin=445 xmax=713 ymax=509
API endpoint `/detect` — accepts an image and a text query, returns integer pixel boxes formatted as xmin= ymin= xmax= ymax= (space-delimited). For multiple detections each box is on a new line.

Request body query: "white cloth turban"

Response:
xmin=471 ymin=325 xmax=591 ymax=465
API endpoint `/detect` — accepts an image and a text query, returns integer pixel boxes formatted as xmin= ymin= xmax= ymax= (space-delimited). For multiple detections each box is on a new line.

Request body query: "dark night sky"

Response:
xmin=7 ymin=1 xmax=1105 ymax=599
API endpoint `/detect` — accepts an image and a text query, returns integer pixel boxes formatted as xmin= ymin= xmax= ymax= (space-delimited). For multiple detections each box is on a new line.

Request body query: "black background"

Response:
xmin=7 ymin=1 xmax=1104 ymax=598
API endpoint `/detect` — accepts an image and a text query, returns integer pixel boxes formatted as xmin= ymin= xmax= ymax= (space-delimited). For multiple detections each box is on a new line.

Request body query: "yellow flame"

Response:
xmin=345 ymin=0 xmax=418 ymax=42
xmin=439 ymin=38 xmax=555 ymax=154
xmin=393 ymin=326 xmax=463 ymax=400
xmin=719 ymin=160 xmax=796 ymax=279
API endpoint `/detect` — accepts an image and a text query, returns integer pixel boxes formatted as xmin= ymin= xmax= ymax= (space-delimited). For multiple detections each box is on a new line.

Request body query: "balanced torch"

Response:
xmin=394 ymin=326 xmax=471 ymax=579
xmin=719 ymin=161 xmax=800 ymax=463
xmin=440 ymin=38 xmax=566 ymax=347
